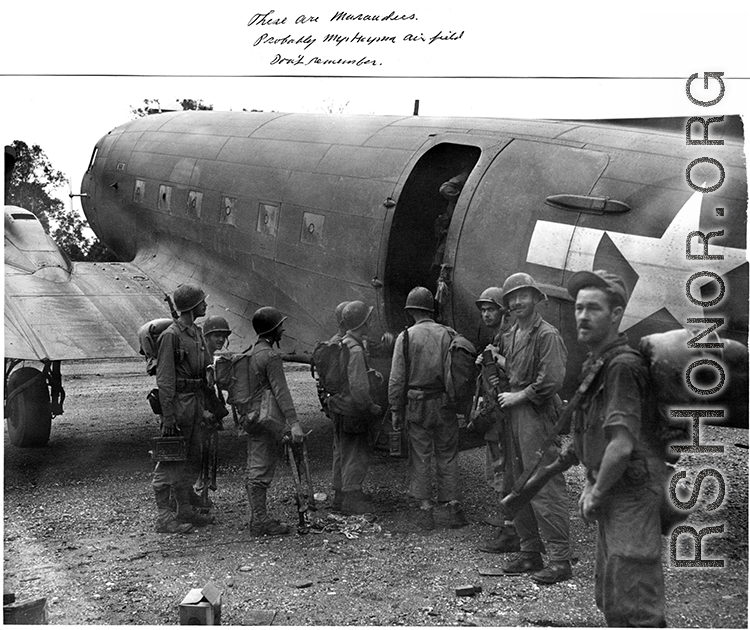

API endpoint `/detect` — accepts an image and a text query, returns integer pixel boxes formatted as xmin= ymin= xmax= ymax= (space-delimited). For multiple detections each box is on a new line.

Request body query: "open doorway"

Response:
xmin=384 ymin=143 xmax=480 ymax=330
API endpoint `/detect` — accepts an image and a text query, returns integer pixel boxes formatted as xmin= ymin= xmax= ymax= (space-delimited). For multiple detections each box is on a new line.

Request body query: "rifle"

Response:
xmin=285 ymin=438 xmax=317 ymax=533
xmin=469 ymin=349 xmax=509 ymax=436
xmin=497 ymin=357 xmax=605 ymax=521
xmin=194 ymin=425 xmax=217 ymax=512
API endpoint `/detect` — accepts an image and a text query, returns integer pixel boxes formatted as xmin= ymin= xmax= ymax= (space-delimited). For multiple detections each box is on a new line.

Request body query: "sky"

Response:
xmin=2 ymin=1 xmax=749 ymax=218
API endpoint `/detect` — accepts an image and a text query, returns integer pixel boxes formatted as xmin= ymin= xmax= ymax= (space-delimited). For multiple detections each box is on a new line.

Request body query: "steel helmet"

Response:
xmin=203 ymin=315 xmax=232 ymax=337
xmin=334 ymin=301 xmax=351 ymax=326
xmin=252 ymin=306 xmax=287 ymax=336
xmin=475 ymin=286 xmax=504 ymax=310
xmin=501 ymin=272 xmax=545 ymax=305
xmin=173 ymin=284 xmax=207 ymax=313
xmin=342 ymin=300 xmax=373 ymax=330
xmin=404 ymin=286 xmax=434 ymax=312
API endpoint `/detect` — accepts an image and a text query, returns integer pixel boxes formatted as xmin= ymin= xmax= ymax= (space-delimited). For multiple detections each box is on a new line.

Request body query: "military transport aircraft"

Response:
xmin=4 ymin=112 xmax=747 ymax=446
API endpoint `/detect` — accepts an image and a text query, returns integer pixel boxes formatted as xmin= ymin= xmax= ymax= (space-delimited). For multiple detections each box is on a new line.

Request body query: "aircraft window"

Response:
xmin=301 ymin=212 xmax=324 ymax=245
xmin=86 ymin=147 xmax=99 ymax=172
xmin=188 ymin=190 xmax=203 ymax=218
xmin=133 ymin=179 xmax=145 ymax=204
xmin=221 ymin=196 xmax=236 ymax=226
xmin=257 ymin=202 xmax=279 ymax=236
xmin=158 ymin=185 xmax=172 ymax=212
xmin=11 ymin=213 xmax=36 ymax=220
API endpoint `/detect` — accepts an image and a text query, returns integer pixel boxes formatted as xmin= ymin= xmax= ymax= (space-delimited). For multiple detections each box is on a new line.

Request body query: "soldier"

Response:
xmin=152 ymin=284 xmax=214 ymax=534
xmin=203 ymin=315 xmax=232 ymax=356
xmin=243 ymin=306 xmax=305 ymax=537
xmin=330 ymin=301 xmax=350 ymax=343
xmin=567 ymin=270 xmax=666 ymax=626
xmin=388 ymin=286 xmax=468 ymax=530
xmin=196 ymin=315 xmax=232 ymax=511
xmin=493 ymin=272 xmax=572 ymax=584
xmin=473 ymin=287 xmax=520 ymax=554
xmin=328 ymin=300 xmax=383 ymax=514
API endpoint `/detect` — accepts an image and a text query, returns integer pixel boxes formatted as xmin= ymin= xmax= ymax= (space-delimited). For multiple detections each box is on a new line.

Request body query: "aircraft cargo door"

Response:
xmin=449 ymin=139 xmax=609 ymax=336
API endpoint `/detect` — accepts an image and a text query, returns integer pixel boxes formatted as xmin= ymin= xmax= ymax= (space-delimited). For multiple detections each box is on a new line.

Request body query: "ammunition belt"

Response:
xmin=408 ymin=387 xmax=445 ymax=400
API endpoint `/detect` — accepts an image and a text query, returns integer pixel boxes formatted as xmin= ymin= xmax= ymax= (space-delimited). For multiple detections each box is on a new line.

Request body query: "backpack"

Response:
xmin=444 ymin=329 xmax=478 ymax=416
xmin=588 ymin=331 xmax=724 ymax=465
xmin=311 ymin=339 xmax=350 ymax=397
xmin=213 ymin=349 xmax=259 ymax=413
xmin=137 ymin=318 xmax=175 ymax=376
xmin=638 ymin=328 xmax=747 ymax=462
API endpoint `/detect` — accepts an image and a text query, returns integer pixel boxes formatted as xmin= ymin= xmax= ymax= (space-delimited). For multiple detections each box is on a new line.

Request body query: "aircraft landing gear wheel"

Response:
xmin=5 ymin=366 xmax=52 ymax=447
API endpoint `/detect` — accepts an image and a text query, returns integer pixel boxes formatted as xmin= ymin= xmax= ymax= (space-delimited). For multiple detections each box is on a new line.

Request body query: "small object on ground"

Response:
xmin=455 ymin=584 xmax=482 ymax=597
xmin=179 ymin=581 xmax=222 ymax=625
xmin=238 ymin=565 xmax=253 ymax=572
xmin=294 ymin=579 xmax=313 ymax=589
xmin=244 ymin=610 xmax=277 ymax=625
xmin=478 ymin=567 xmax=505 ymax=576
xmin=314 ymin=492 xmax=327 ymax=502
xmin=3 ymin=596 xmax=48 ymax=624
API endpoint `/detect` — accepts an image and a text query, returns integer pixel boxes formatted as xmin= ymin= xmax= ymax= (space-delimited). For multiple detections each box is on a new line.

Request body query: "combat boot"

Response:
xmin=331 ymin=490 xmax=344 ymax=513
xmin=249 ymin=485 xmax=290 ymax=537
xmin=416 ymin=506 xmax=435 ymax=531
xmin=478 ymin=523 xmax=521 ymax=553
xmin=341 ymin=489 xmax=375 ymax=515
xmin=446 ymin=500 xmax=469 ymax=529
xmin=154 ymin=486 xmax=192 ymax=534
xmin=175 ymin=485 xmax=215 ymax=527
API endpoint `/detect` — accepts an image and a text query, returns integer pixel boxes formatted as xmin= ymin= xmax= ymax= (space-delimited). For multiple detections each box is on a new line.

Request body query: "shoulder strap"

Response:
xmin=402 ymin=327 xmax=410 ymax=394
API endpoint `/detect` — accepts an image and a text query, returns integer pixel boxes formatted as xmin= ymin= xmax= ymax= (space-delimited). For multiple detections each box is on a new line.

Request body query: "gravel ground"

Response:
xmin=4 ymin=358 xmax=748 ymax=626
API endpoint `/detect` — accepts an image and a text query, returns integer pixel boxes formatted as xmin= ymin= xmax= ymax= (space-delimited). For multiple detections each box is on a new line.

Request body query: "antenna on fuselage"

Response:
xmin=413 ymin=100 xmax=420 ymax=116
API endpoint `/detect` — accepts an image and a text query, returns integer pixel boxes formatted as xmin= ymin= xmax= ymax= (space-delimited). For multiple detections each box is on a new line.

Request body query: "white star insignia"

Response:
xmin=527 ymin=191 xmax=746 ymax=331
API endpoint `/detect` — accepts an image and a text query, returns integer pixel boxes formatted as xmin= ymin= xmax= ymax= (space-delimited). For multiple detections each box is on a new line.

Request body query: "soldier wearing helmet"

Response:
xmin=328 ymin=300 xmax=383 ymax=514
xmin=203 ymin=315 xmax=232 ymax=356
xmin=491 ymin=272 xmax=572 ymax=584
xmin=473 ymin=287 xmax=519 ymax=554
xmin=388 ymin=287 xmax=469 ymax=530
xmin=242 ymin=306 xmax=305 ymax=537
xmin=331 ymin=301 xmax=351 ymax=343
xmin=152 ymin=284 xmax=214 ymax=534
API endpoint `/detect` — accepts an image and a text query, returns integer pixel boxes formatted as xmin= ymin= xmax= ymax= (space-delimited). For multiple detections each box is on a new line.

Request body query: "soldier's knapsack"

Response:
xmin=312 ymin=340 xmax=351 ymax=396
xmin=444 ymin=329 xmax=478 ymax=416
xmin=212 ymin=348 xmax=261 ymax=414
xmin=137 ymin=318 xmax=175 ymax=376
xmin=638 ymin=328 xmax=748 ymax=463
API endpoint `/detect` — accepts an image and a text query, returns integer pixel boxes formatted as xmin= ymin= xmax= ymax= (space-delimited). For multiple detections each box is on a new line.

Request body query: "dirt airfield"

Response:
xmin=3 ymin=358 xmax=748 ymax=626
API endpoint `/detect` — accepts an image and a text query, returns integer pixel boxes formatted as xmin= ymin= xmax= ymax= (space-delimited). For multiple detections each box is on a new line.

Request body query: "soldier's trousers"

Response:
xmin=406 ymin=392 xmax=460 ymax=503
xmin=595 ymin=480 xmax=666 ymax=627
xmin=509 ymin=401 xmax=571 ymax=562
xmin=245 ymin=428 xmax=280 ymax=489
xmin=152 ymin=393 xmax=203 ymax=491
xmin=331 ymin=412 xmax=370 ymax=493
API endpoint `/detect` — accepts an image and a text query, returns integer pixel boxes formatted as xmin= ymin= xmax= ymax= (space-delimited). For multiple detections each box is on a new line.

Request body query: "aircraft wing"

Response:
xmin=5 ymin=205 xmax=172 ymax=362
xmin=5 ymin=260 xmax=172 ymax=362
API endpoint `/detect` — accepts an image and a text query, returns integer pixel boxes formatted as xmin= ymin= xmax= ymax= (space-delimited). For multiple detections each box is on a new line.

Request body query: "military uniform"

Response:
xmin=388 ymin=319 xmax=461 ymax=505
xmin=152 ymin=319 xmax=211 ymax=526
xmin=482 ymin=330 xmax=509 ymax=497
xmin=244 ymin=339 xmax=298 ymax=533
xmin=328 ymin=330 xmax=380 ymax=512
xmin=497 ymin=311 xmax=571 ymax=563
xmin=573 ymin=334 xmax=666 ymax=627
